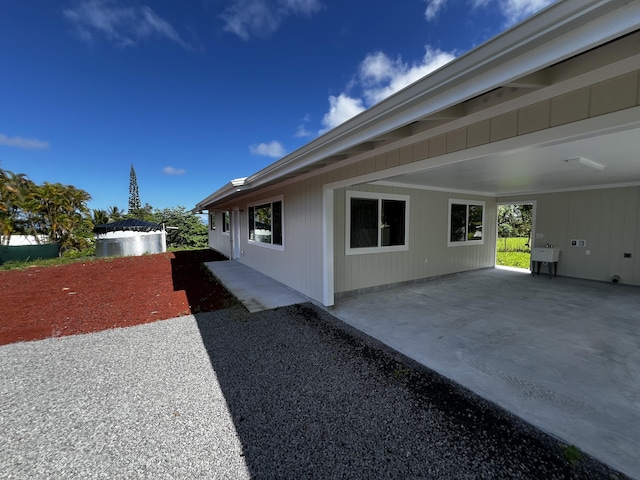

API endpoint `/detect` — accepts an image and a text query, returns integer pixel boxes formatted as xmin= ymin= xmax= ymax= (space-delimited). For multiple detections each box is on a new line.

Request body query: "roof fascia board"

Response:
xmin=196 ymin=181 xmax=242 ymax=210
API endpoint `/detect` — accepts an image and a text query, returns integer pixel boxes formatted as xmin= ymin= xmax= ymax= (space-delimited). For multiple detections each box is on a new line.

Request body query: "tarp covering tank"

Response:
xmin=93 ymin=219 xmax=167 ymax=258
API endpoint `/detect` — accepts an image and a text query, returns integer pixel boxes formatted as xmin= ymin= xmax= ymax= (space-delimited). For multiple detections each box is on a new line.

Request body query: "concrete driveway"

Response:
xmin=329 ymin=268 xmax=640 ymax=479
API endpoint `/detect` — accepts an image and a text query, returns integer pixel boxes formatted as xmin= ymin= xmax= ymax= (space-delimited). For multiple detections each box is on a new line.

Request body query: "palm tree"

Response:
xmin=0 ymin=169 xmax=34 ymax=244
xmin=107 ymin=205 xmax=124 ymax=222
xmin=92 ymin=209 xmax=110 ymax=226
xmin=0 ymin=168 xmax=92 ymax=254
xmin=27 ymin=182 xmax=91 ymax=253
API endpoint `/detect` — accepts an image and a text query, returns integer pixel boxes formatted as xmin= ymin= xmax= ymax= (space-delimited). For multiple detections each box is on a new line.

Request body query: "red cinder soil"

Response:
xmin=0 ymin=249 xmax=232 ymax=346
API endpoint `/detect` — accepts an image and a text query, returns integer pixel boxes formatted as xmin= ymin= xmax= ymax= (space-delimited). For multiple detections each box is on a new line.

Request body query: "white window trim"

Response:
xmin=247 ymin=194 xmax=285 ymax=251
xmin=346 ymin=190 xmax=410 ymax=256
xmin=447 ymin=199 xmax=485 ymax=247
xmin=221 ymin=211 xmax=230 ymax=236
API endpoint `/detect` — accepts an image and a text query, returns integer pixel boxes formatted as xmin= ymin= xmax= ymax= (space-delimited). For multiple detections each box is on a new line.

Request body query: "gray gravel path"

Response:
xmin=1 ymin=303 xmax=621 ymax=479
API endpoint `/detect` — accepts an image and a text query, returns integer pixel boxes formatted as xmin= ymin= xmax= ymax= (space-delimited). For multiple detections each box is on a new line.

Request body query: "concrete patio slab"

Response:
xmin=330 ymin=268 xmax=640 ymax=479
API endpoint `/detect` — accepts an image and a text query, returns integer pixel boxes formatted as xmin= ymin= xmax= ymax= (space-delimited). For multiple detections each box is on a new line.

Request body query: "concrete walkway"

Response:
xmin=205 ymin=262 xmax=640 ymax=478
xmin=205 ymin=261 xmax=307 ymax=313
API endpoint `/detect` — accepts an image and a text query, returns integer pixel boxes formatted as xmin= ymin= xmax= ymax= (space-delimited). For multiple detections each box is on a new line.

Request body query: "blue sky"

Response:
xmin=0 ymin=0 xmax=554 ymax=213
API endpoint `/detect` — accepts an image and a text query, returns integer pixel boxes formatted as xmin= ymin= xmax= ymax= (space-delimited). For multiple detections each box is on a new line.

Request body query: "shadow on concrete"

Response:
xmin=193 ymin=303 xmax=616 ymax=478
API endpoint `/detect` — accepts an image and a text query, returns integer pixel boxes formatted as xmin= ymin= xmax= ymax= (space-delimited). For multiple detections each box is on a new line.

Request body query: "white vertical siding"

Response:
xmin=228 ymin=177 xmax=327 ymax=303
xmin=208 ymin=211 xmax=231 ymax=257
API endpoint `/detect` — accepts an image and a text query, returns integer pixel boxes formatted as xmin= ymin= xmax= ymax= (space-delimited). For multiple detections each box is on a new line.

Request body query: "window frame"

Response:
xmin=209 ymin=213 xmax=216 ymax=231
xmin=346 ymin=190 xmax=410 ymax=255
xmin=247 ymin=195 xmax=284 ymax=251
xmin=447 ymin=199 xmax=485 ymax=247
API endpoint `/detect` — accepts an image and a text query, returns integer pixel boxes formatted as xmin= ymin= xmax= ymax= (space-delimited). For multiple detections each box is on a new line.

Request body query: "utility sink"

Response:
xmin=531 ymin=247 xmax=560 ymax=263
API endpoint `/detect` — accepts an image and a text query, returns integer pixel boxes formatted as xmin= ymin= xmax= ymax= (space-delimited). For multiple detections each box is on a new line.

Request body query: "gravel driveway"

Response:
xmin=0 ymin=304 xmax=620 ymax=479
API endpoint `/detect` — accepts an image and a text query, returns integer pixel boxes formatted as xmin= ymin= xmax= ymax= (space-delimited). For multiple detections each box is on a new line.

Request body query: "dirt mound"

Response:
xmin=0 ymin=249 xmax=232 ymax=346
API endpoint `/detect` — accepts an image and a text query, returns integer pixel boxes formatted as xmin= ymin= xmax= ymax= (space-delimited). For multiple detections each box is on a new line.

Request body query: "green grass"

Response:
xmin=496 ymin=251 xmax=531 ymax=269
xmin=0 ymin=255 xmax=97 ymax=271
xmin=562 ymin=444 xmax=584 ymax=466
xmin=496 ymin=237 xmax=531 ymax=269
xmin=497 ymin=236 xmax=530 ymax=252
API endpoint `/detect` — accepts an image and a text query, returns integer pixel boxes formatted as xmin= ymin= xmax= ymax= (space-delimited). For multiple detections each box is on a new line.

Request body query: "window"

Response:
xmin=248 ymin=196 xmax=283 ymax=249
xmin=448 ymin=199 xmax=485 ymax=246
xmin=209 ymin=213 xmax=215 ymax=231
xmin=346 ymin=191 xmax=409 ymax=255
xmin=222 ymin=211 xmax=230 ymax=234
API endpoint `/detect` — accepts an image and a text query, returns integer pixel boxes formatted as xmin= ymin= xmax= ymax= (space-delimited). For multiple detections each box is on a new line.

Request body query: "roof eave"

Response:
xmin=197 ymin=0 xmax=639 ymax=209
xmin=195 ymin=178 xmax=251 ymax=211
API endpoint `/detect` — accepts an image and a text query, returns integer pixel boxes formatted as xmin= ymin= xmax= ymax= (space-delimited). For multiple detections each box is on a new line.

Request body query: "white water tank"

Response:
xmin=94 ymin=219 xmax=167 ymax=257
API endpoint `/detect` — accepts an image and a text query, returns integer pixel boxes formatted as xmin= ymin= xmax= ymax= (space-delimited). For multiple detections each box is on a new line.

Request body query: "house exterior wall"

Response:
xmin=208 ymin=211 xmax=231 ymax=257
xmin=334 ymin=184 xmax=496 ymax=295
xmin=204 ymin=32 xmax=640 ymax=305
xmin=501 ymin=186 xmax=640 ymax=286
xmin=210 ymin=178 xmax=327 ymax=303
xmin=209 ymin=178 xmax=497 ymax=304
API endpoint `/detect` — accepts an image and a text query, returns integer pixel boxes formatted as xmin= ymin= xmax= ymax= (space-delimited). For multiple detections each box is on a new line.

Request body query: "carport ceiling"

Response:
xmin=381 ymin=124 xmax=640 ymax=197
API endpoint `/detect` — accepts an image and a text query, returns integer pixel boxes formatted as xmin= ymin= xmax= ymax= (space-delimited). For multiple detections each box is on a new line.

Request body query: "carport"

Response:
xmin=205 ymin=258 xmax=639 ymax=477
xmin=329 ymin=267 xmax=640 ymax=479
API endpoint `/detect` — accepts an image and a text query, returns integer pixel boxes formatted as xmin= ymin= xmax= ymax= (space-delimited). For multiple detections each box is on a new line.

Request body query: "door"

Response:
xmin=231 ymin=208 xmax=241 ymax=261
xmin=496 ymin=202 xmax=535 ymax=270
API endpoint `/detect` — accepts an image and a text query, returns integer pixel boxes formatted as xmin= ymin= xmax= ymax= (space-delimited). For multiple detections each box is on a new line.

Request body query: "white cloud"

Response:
xmin=63 ymin=0 xmax=188 ymax=48
xmin=318 ymin=46 xmax=454 ymax=133
xmin=163 ymin=166 xmax=186 ymax=175
xmin=220 ymin=0 xmax=323 ymax=40
xmin=0 ymin=134 xmax=49 ymax=150
xmin=498 ymin=0 xmax=555 ymax=25
xmin=424 ymin=0 xmax=554 ymax=23
xmin=295 ymin=125 xmax=311 ymax=138
xmin=294 ymin=114 xmax=312 ymax=138
xmin=361 ymin=48 xmax=455 ymax=105
xmin=250 ymin=140 xmax=286 ymax=158
xmin=320 ymin=94 xmax=366 ymax=133
xmin=424 ymin=0 xmax=448 ymax=21
xmin=471 ymin=0 xmax=491 ymax=5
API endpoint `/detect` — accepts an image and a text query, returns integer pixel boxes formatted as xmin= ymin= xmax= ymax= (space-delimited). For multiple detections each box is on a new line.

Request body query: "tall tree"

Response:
xmin=128 ymin=164 xmax=141 ymax=213
xmin=152 ymin=206 xmax=208 ymax=249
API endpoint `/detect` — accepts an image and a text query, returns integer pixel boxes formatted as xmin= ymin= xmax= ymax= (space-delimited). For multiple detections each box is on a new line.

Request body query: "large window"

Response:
xmin=346 ymin=191 xmax=409 ymax=255
xmin=448 ymin=199 xmax=485 ymax=246
xmin=248 ymin=196 xmax=283 ymax=249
